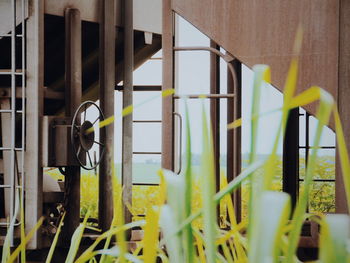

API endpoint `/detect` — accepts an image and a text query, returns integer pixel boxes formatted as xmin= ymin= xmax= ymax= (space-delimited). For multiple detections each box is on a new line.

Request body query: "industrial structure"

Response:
xmin=0 ymin=0 xmax=348 ymax=259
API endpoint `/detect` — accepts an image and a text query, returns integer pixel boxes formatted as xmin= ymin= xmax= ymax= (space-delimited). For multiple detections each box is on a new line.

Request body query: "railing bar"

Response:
xmin=21 ymin=0 xmax=26 ymax=231
xmin=174 ymin=94 xmax=234 ymax=99
xmin=132 ymin=183 xmax=159 ymax=186
xmin=133 ymin=120 xmax=162 ymax=123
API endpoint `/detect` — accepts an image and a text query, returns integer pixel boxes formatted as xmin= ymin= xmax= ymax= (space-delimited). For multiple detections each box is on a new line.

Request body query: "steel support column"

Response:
xmin=63 ymin=8 xmax=82 ymax=241
xmin=283 ymin=108 xmax=299 ymax=208
xmin=122 ymin=0 xmax=134 ymax=226
xmin=161 ymin=0 xmax=174 ymax=171
xmin=227 ymin=60 xmax=241 ymax=221
xmin=336 ymin=0 xmax=350 ymax=213
xmin=99 ymin=0 xmax=116 ymax=231
xmin=25 ymin=0 xmax=44 ymax=249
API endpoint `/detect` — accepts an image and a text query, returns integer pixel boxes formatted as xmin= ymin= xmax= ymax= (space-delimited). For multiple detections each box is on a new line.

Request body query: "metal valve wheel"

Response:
xmin=71 ymin=101 xmax=106 ymax=170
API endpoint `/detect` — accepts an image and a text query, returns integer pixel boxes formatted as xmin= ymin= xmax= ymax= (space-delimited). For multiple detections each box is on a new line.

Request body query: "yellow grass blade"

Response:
xmin=8 ymin=217 xmax=44 ymax=263
xmin=76 ymin=221 xmax=145 ymax=263
xmin=333 ymin=107 xmax=350 ymax=209
xmin=65 ymin=211 xmax=90 ymax=263
xmin=45 ymin=213 xmax=66 ymax=263
xmin=143 ymin=206 xmax=160 ymax=263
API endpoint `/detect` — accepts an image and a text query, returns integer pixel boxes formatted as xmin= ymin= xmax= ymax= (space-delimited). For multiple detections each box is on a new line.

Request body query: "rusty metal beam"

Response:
xmin=25 ymin=0 xmax=44 ymax=249
xmin=336 ymin=0 xmax=350 ymax=214
xmin=122 ymin=0 xmax=133 ymax=226
xmin=62 ymin=8 xmax=82 ymax=242
xmin=161 ymin=0 xmax=174 ymax=171
xmin=227 ymin=60 xmax=241 ymax=222
xmin=210 ymin=41 xmax=220 ymax=222
xmin=99 ymin=0 xmax=115 ymax=231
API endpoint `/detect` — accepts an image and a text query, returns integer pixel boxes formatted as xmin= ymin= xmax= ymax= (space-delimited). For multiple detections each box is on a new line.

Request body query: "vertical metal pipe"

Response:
xmin=227 ymin=60 xmax=242 ymax=222
xmin=122 ymin=0 xmax=133 ymax=226
xmin=21 ymin=0 xmax=26 ymax=211
xmin=161 ymin=0 xmax=174 ymax=171
xmin=10 ymin=0 xmax=16 ymax=217
xmin=99 ymin=0 xmax=115 ymax=231
xmin=9 ymin=0 xmax=17 ymax=245
xmin=63 ymin=8 xmax=82 ymax=242
xmin=209 ymin=41 xmax=220 ymax=222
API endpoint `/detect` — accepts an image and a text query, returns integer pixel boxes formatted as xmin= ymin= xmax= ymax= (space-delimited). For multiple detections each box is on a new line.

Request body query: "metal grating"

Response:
xmin=0 ymin=0 xmax=26 ymax=246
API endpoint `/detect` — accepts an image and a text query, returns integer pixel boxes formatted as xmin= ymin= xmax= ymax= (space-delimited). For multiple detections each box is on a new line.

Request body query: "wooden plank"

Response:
xmin=336 ymin=0 xmax=350 ymax=213
xmin=99 ymin=0 xmax=115 ymax=231
xmin=62 ymin=7 xmax=82 ymax=243
xmin=172 ymin=0 xmax=339 ymax=122
xmin=161 ymin=0 xmax=174 ymax=171
xmin=25 ymin=0 xmax=44 ymax=249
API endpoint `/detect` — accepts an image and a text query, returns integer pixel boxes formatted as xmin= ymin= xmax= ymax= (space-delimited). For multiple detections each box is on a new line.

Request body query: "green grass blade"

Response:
xmin=286 ymin=89 xmax=334 ymax=262
xmin=184 ymin=101 xmax=195 ymax=263
xmin=319 ymin=214 xmax=350 ymax=263
xmin=160 ymin=205 xmax=183 ymax=262
xmin=200 ymin=103 xmax=217 ymax=263
xmin=248 ymin=191 xmax=291 ymax=263
xmin=65 ymin=211 xmax=90 ymax=263
xmin=247 ymin=64 xmax=270 ymax=248
xmin=2 ymin=190 xmax=20 ymax=263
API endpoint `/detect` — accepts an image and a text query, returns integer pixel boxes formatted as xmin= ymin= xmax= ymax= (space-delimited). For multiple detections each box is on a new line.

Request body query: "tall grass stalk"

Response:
xmin=4 ymin=38 xmax=350 ymax=262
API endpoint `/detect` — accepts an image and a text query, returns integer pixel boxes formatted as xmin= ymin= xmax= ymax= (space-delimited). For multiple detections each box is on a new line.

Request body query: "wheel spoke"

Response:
xmin=92 ymin=116 xmax=100 ymax=126
xmin=83 ymin=104 xmax=87 ymax=122
xmin=77 ymin=145 xmax=82 ymax=155
xmin=87 ymin=151 xmax=93 ymax=167
xmin=94 ymin=141 xmax=104 ymax=147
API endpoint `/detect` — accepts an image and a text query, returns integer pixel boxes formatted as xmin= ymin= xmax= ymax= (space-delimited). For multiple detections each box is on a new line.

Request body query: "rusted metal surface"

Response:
xmin=62 ymin=8 xmax=82 ymax=243
xmin=210 ymin=41 xmax=220 ymax=220
xmin=25 ymin=0 xmax=44 ymax=249
xmin=227 ymin=60 xmax=241 ymax=221
xmin=336 ymin=0 xmax=350 ymax=214
xmin=172 ymin=0 xmax=339 ymax=121
xmin=99 ymin=0 xmax=116 ymax=231
xmin=161 ymin=0 xmax=174 ymax=171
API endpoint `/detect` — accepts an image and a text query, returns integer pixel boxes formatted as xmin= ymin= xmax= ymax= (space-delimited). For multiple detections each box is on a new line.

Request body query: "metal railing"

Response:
xmin=0 ymin=0 xmax=26 ymax=246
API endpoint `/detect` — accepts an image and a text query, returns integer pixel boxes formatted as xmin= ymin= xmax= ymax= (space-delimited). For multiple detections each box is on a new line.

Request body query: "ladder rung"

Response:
xmin=174 ymin=93 xmax=235 ymax=99
xmin=0 ymin=70 xmax=24 ymax=76
xmin=133 ymin=152 xmax=161 ymax=155
xmin=0 ymin=110 xmax=23 ymax=113
xmin=133 ymin=120 xmax=161 ymax=123
xmin=0 ymin=147 xmax=23 ymax=151
xmin=133 ymin=183 xmax=160 ymax=186
xmin=0 ymin=34 xmax=23 ymax=38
